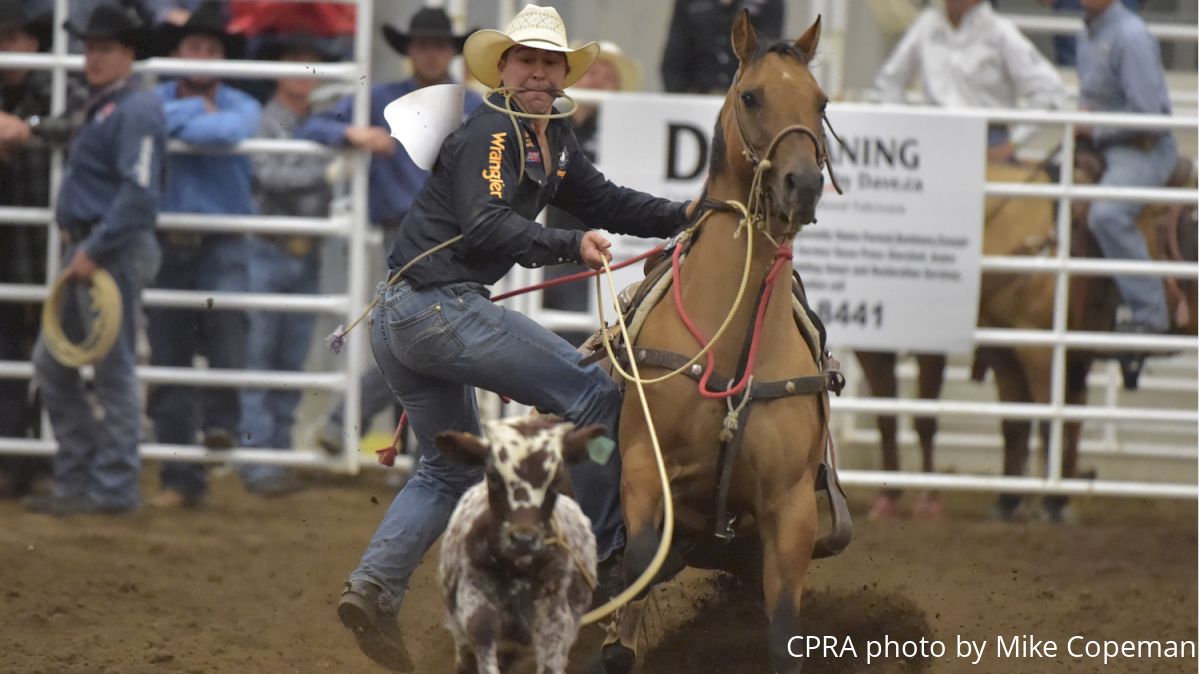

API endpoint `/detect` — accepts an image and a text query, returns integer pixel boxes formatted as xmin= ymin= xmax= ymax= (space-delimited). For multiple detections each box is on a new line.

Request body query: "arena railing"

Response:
xmin=0 ymin=0 xmax=413 ymax=473
xmin=539 ymin=89 xmax=1198 ymax=500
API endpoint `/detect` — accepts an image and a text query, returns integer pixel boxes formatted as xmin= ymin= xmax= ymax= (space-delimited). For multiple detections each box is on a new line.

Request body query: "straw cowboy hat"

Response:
xmin=593 ymin=40 xmax=642 ymax=92
xmin=463 ymin=4 xmax=599 ymax=89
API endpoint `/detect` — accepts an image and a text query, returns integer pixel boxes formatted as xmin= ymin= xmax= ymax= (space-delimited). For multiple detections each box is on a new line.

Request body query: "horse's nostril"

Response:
xmin=784 ymin=172 xmax=798 ymax=191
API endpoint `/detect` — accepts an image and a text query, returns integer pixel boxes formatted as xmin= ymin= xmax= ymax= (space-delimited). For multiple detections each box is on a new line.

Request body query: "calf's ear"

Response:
xmin=561 ymin=423 xmax=609 ymax=464
xmin=436 ymin=431 xmax=490 ymax=464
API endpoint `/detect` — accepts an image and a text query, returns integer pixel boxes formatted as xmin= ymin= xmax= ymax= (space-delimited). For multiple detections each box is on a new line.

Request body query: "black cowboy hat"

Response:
xmin=156 ymin=1 xmax=245 ymax=59
xmin=255 ymin=31 xmax=338 ymax=62
xmin=63 ymin=0 xmax=153 ymax=59
xmin=381 ymin=6 xmax=469 ymax=55
xmin=0 ymin=0 xmax=52 ymax=52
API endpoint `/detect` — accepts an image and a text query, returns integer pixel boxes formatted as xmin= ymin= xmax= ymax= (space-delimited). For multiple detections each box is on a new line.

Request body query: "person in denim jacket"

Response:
xmin=26 ymin=1 xmax=164 ymax=516
xmin=146 ymin=0 xmax=261 ymax=508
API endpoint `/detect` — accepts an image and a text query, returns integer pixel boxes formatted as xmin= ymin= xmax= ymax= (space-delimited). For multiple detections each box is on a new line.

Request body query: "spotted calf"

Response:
xmin=436 ymin=416 xmax=605 ymax=674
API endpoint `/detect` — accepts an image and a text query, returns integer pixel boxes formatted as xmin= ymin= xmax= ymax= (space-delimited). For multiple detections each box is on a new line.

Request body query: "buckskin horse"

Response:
xmin=857 ymin=142 xmax=1197 ymax=522
xmin=598 ymin=13 xmax=849 ymax=674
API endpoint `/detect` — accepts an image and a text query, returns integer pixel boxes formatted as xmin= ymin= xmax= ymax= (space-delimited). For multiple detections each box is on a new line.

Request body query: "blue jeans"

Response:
xmin=32 ymin=231 xmax=161 ymax=510
xmin=349 ymin=280 xmax=626 ymax=611
xmin=238 ymin=238 xmax=320 ymax=486
xmin=1088 ymin=134 xmax=1178 ymax=332
xmin=147 ymin=236 xmax=250 ymax=498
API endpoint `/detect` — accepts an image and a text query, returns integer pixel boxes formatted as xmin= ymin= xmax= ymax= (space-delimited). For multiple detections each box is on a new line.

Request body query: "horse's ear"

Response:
xmin=795 ymin=15 xmax=822 ymax=63
xmin=731 ymin=8 xmax=759 ymax=64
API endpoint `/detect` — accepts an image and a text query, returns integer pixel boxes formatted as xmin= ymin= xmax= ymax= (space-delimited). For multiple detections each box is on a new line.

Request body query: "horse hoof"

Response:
xmin=1040 ymin=496 xmax=1078 ymax=525
xmin=602 ymin=642 xmax=636 ymax=674
xmin=867 ymin=493 xmax=899 ymax=521
xmin=990 ymin=494 xmax=1024 ymax=522
xmin=910 ymin=492 xmax=943 ymax=520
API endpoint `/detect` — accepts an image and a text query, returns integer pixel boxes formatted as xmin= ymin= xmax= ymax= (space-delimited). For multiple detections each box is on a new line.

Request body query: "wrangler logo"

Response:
xmin=481 ymin=132 xmax=507 ymax=198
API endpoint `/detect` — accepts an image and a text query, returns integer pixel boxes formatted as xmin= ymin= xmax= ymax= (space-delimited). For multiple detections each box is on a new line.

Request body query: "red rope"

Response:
xmin=671 ymin=240 xmax=794 ymax=399
xmin=490 ymin=243 xmax=667 ymax=302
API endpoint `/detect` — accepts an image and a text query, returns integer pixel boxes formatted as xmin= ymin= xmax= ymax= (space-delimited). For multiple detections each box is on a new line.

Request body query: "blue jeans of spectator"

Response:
xmin=349 ymin=280 xmax=626 ymax=611
xmin=238 ymin=237 xmax=320 ymax=487
xmin=148 ymin=235 xmax=249 ymax=498
xmin=32 ymin=231 xmax=160 ymax=510
xmin=1088 ymin=133 xmax=1178 ymax=332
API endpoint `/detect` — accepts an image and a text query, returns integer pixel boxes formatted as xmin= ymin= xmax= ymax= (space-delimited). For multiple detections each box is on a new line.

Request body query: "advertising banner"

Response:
xmin=596 ymin=95 xmax=986 ymax=353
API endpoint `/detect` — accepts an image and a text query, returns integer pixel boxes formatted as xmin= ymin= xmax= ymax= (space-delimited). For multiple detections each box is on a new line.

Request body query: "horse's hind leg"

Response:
xmin=982 ymin=347 xmax=1034 ymax=519
xmin=760 ymin=478 xmax=819 ymax=674
xmin=855 ymin=350 xmax=901 ymax=518
xmin=912 ymin=353 xmax=947 ymax=518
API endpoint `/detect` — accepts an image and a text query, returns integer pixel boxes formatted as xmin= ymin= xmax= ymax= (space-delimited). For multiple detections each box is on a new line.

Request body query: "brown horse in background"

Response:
xmin=858 ymin=147 xmax=1197 ymax=522
xmin=602 ymin=13 xmax=841 ymax=674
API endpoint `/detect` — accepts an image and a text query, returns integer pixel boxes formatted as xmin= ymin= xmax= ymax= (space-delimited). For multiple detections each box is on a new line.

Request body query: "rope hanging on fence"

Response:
xmin=41 ymin=271 xmax=123 ymax=367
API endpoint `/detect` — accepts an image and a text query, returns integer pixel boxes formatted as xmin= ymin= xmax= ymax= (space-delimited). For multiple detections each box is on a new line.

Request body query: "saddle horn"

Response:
xmin=383 ymin=83 xmax=466 ymax=171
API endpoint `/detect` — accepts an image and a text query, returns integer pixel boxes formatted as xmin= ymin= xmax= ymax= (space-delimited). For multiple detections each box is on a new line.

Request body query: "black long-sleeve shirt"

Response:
xmin=388 ymin=95 xmax=688 ymax=288
xmin=661 ymin=0 xmax=785 ymax=94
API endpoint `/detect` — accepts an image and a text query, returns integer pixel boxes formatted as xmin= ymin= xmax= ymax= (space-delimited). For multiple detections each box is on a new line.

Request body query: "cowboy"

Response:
xmin=1076 ymin=0 xmax=1177 ymax=334
xmin=229 ymin=33 xmax=338 ymax=498
xmin=25 ymin=1 xmax=165 ymax=516
xmin=146 ymin=0 xmax=262 ymax=508
xmin=0 ymin=0 xmax=55 ymax=498
xmin=871 ymin=0 xmax=1067 ymax=162
xmin=334 ymin=6 xmax=697 ymax=670
xmin=300 ymin=6 xmax=482 ymax=456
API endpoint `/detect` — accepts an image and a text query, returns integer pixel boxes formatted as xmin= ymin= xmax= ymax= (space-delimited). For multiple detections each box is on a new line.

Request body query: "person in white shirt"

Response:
xmin=871 ymin=0 xmax=1067 ymax=162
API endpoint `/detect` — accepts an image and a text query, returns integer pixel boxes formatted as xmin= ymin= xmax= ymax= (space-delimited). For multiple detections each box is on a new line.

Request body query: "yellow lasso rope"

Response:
xmin=581 ymin=256 xmax=676 ymax=626
xmin=41 ymin=270 xmax=123 ymax=367
xmin=596 ymin=201 xmax=756 ymax=386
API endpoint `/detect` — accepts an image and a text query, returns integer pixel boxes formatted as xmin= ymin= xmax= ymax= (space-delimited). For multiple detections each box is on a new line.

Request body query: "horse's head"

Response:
xmin=717 ymin=11 xmax=830 ymax=234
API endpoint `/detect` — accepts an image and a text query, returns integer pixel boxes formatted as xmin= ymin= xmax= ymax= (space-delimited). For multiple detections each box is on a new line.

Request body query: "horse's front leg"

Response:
xmin=759 ymin=476 xmax=819 ymax=674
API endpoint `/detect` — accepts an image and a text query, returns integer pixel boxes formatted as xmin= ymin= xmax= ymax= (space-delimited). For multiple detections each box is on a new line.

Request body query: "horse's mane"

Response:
xmin=748 ymin=40 xmax=809 ymax=65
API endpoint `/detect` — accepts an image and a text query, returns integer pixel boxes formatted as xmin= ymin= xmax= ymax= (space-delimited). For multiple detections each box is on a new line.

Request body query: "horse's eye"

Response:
xmin=740 ymin=91 xmax=758 ymax=108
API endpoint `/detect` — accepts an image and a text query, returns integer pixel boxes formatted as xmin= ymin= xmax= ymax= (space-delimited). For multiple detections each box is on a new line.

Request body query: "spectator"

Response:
xmin=235 ymin=33 xmax=337 ymax=497
xmin=298 ymin=6 xmax=481 ymax=455
xmin=543 ymin=41 xmax=643 ymax=346
xmin=25 ymin=1 xmax=164 ymax=516
xmin=1076 ymin=0 xmax=1176 ymax=333
xmin=871 ymin=0 xmax=1067 ymax=162
xmin=661 ymin=0 xmax=783 ymax=94
xmin=146 ymin=0 xmax=261 ymax=508
xmin=0 ymin=0 xmax=54 ymax=498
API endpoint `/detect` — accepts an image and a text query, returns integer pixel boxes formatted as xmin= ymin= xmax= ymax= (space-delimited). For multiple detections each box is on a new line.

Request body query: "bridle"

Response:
xmin=728 ymin=73 xmax=845 ymax=240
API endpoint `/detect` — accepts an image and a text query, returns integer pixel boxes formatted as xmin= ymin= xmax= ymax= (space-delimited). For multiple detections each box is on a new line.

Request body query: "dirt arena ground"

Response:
xmin=1 ymin=468 xmax=1195 ymax=674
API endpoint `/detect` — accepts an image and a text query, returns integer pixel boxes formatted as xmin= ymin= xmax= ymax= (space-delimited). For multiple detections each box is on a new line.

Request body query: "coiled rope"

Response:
xmin=41 ymin=270 xmax=123 ymax=367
